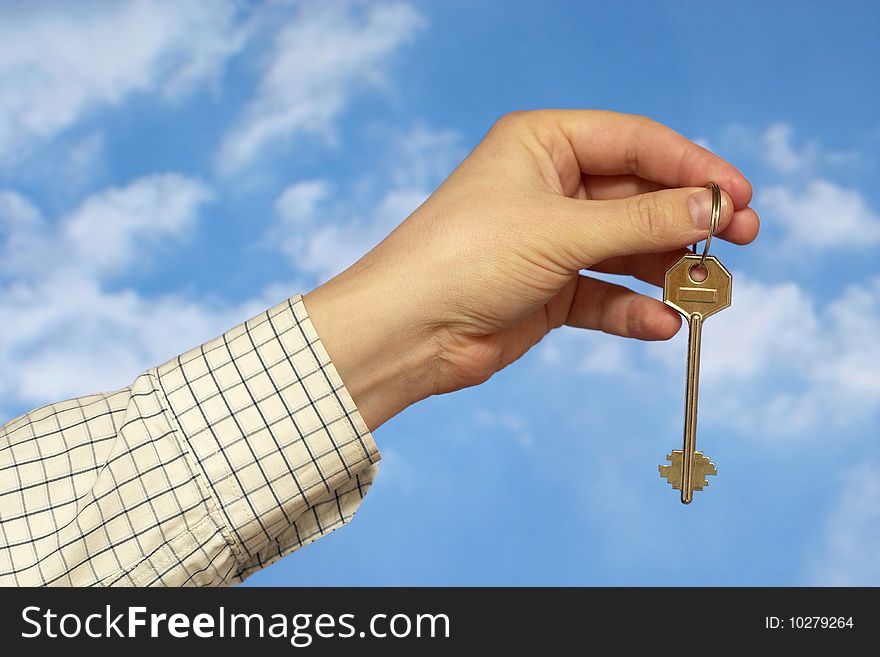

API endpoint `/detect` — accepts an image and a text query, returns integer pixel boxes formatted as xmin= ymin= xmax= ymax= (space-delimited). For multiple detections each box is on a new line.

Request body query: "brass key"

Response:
xmin=659 ymin=240 xmax=732 ymax=503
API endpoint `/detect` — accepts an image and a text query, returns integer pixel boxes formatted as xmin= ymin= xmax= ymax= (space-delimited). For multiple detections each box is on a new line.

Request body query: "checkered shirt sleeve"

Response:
xmin=0 ymin=294 xmax=381 ymax=586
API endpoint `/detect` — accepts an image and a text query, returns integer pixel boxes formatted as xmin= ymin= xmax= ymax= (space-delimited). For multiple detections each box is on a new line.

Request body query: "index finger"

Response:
xmin=549 ymin=110 xmax=753 ymax=210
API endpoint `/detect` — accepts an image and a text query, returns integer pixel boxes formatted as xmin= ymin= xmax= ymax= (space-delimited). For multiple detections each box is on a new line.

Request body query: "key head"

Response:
xmin=664 ymin=254 xmax=732 ymax=319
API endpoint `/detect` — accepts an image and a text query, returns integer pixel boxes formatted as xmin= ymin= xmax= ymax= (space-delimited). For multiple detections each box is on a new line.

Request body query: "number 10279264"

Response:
xmin=765 ymin=616 xmax=854 ymax=629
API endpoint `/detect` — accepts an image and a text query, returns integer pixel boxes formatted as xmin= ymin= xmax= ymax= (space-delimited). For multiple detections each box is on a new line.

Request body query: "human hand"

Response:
xmin=304 ymin=110 xmax=759 ymax=430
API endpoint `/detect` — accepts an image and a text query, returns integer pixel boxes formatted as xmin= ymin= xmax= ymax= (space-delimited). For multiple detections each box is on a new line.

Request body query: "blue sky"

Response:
xmin=0 ymin=0 xmax=878 ymax=585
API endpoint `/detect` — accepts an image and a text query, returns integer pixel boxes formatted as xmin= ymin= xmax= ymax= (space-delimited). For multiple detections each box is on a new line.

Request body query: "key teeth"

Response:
xmin=659 ymin=451 xmax=717 ymax=492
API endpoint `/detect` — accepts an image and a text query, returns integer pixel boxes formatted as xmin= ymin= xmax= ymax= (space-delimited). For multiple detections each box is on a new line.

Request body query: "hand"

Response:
xmin=304 ymin=110 xmax=759 ymax=430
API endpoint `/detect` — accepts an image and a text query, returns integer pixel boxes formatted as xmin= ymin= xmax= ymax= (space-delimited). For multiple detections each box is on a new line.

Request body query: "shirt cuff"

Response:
xmin=152 ymin=293 xmax=380 ymax=574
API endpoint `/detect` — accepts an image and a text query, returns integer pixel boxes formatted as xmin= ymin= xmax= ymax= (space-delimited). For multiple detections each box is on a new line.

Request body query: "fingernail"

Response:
xmin=688 ymin=189 xmax=713 ymax=229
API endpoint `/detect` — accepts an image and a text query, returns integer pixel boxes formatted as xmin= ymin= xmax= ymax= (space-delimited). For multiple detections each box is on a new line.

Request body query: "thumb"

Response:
xmin=558 ymin=186 xmax=734 ymax=265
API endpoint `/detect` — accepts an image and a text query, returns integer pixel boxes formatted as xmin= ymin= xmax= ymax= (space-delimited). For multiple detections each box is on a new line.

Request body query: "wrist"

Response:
xmin=302 ymin=264 xmax=438 ymax=431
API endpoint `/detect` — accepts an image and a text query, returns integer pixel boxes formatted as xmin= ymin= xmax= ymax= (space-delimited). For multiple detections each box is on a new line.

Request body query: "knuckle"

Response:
xmin=493 ymin=110 xmax=529 ymax=131
xmin=628 ymin=194 xmax=671 ymax=242
xmin=622 ymin=114 xmax=656 ymax=173
xmin=493 ymin=110 xmax=552 ymax=134
xmin=624 ymin=297 xmax=645 ymax=338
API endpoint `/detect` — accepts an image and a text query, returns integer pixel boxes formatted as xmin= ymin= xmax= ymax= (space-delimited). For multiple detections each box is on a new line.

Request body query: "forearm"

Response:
xmin=303 ymin=250 xmax=439 ymax=431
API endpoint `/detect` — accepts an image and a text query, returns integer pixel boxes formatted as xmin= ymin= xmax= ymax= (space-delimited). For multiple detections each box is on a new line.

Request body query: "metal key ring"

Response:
xmin=692 ymin=182 xmax=721 ymax=268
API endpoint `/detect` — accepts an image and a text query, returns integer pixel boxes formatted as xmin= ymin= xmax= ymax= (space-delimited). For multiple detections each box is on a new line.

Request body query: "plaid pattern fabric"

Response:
xmin=0 ymin=294 xmax=380 ymax=586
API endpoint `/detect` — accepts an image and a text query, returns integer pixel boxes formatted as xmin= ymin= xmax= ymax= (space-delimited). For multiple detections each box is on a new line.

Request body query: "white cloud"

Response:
xmin=692 ymin=277 xmax=820 ymax=382
xmin=579 ymin=341 xmax=632 ymax=375
xmin=722 ymin=122 xmax=859 ymax=176
xmin=62 ymin=174 xmax=213 ymax=276
xmin=759 ymin=179 xmax=880 ymax=249
xmin=0 ymin=276 xmax=264 ymax=403
xmin=216 ymin=1 xmax=424 ymax=173
xmin=0 ymin=191 xmax=48 ymax=270
xmin=540 ymin=328 xmax=635 ymax=376
xmin=58 ymin=133 xmax=106 ymax=189
xmin=716 ymin=123 xmax=876 ymax=252
xmin=274 ymin=179 xmax=329 ymax=228
xmin=1 ymin=174 xmax=212 ymax=280
xmin=761 ymin=123 xmax=816 ymax=174
xmin=474 ymin=410 xmax=533 ymax=447
xmin=0 ymin=176 xmax=286 ymax=409
xmin=681 ymin=275 xmax=880 ymax=435
xmin=387 ymin=125 xmax=462 ymax=189
xmin=271 ymin=125 xmax=462 ymax=282
xmin=275 ymin=180 xmax=426 ymax=281
xmin=0 ymin=0 xmax=245 ymax=165
xmin=805 ymin=463 xmax=880 ymax=585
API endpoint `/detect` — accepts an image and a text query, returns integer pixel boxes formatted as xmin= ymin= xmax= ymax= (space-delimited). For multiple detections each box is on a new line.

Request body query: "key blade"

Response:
xmin=659 ymin=450 xmax=717 ymax=492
